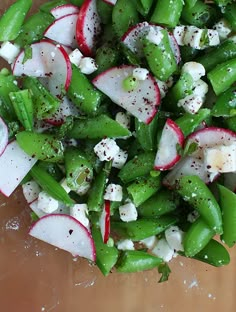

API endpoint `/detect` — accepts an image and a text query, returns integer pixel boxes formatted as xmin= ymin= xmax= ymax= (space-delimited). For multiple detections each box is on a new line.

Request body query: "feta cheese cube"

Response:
xmin=204 ymin=144 xmax=236 ymax=173
xmin=0 ymin=41 xmax=20 ymax=64
xmin=140 ymin=236 xmax=157 ymax=249
xmin=69 ymin=48 xmax=83 ymax=66
xmin=146 ymin=27 xmax=164 ymax=45
xmin=115 ymin=112 xmax=131 ymax=129
xmin=112 ymin=149 xmax=128 ymax=169
xmin=104 ymin=183 xmax=123 ymax=201
xmin=94 ymin=138 xmax=120 ymax=161
xmin=37 ymin=191 xmax=59 ymax=213
xmin=22 ymin=180 xmax=41 ymax=204
xmin=183 ymin=26 xmax=205 ymax=49
xmin=151 ymin=238 xmax=175 ymax=262
xmin=192 ymin=79 xmax=208 ymax=98
xmin=181 ymin=62 xmax=205 ymax=81
xmin=132 ymin=68 xmax=149 ymax=81
xmin=177 ymin=94 xmax=203 ymax=114
xmin=155 ymin=78 xmax=168 ymax=99
xmin=79 ymin=57 xmax=98 ymax=74
xmin=207 ymin=29 xmax=220 ymax=46
xmin=119 ymin=202 xmax=138 ymax=222
xmin=165 ymin=226 xmax=184 ymax=252
xmin=70 ymin=203 xmax=90 ymax=229
xmin=173 ymin=26 xmax=187 ymax=46
xmin=117 ymin=239 xmax=135 ymax=250
xmin=213 ymin=19 xmax=231 ymax=40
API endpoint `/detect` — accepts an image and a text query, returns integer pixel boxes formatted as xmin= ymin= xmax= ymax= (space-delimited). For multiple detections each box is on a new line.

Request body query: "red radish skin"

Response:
xmin=44 ymin=13 xmax=79 ymax=49
xmin=0 ymin=117 xmax=8 ymax=156
xmin=99 ymin=200 xmax=111 ymax=244
xmin=102 ymin=0 xmax=117 ymax=5
xmin=76 ymin=0 xmax=101 ymax=56
xmin=92 ymin=65 xmax=160 ymax=124
xmin=154 ymin=119 xmax=184 ymax=170
xmin=50 ymin=4 xmax=79 ymax=19
xmin=29 ymin=214 xmax=96 ymax=261
xmin=12 ymin=40 xmax=72 ymax=96
xmin=122 ymin=22 xmax=181 ymax=63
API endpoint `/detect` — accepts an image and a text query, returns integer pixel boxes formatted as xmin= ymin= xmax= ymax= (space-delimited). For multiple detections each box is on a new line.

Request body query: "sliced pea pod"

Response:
xmin=211 ymin=86 xmax=236 ymax=118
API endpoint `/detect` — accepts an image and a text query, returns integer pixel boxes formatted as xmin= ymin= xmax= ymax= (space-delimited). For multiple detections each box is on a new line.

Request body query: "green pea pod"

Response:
xmin=137 ymin=189 xmax=179 ymax=218
xmin=30 ymin=165 xmax=74 ymax=206
xmin=127 ymin=175 xmax=162 ymax=207
xmin=14 ymin=12 xmax=55 ymax=47
xmin=184 ymin=218 xmax=214 ymax=257
xmin=223 ymin=3 xmax=236 ymax=31
xmin=68 ymin=114 xmax=131 ymax=139
xmin=207 ymin=58 xmax=236 ymax=95
xmin=225 ymin=115 xmax=236 ymax=132
xmin=70 ymin=0 xmax=84 ymax=6
xmin=116 ymin=250 xmax=163 ymax=273
xmin=16 ymin=131 xmax=64 ymax=163
xmin=97 ymin=0 xmax=113 ymax=24
xmin=150 ymin=0 xmax=184 ymax=27
xmin=136 ymin=0 xmax=153 ymax=16
xmin=192 ymin=239 xmax=230 ymax=267
xmin=112 ymin=0 xmax=139 ymax=38
xmin=40 ymin=0 xmax=68 ymax=12
xmin=64 ymin=147 xmax=93 ymax=193
xmin=111 ymin=216 xmax=177 ymax=241
xmin=211 ymin=86 xmax=236 ymax=117
xmin=177 ymin=175 xmax=223 ymax=234
xmin=0 ymin=0 xmax=32 ymax=41
xmin=118 ymin=152 xmax=156 ymax=184
xmin=67 ymin=64 xmax=102 ymax=115
xmin=143 ymin=29 xmax=177 ymax=81
xmin=135 ymin=114 xmax=158 ymax=151
xmin=92 ymin=226 xmax=119 ymax=276
xmin=218 ymin=184 xmax=236 ymax=247
xmin=180 ymin=46 xmax=199 ymax=64
xmin=95 ymin=45 xmax=120 ymax=74
xmin=37 ymin=161 xmax=64 ymax=182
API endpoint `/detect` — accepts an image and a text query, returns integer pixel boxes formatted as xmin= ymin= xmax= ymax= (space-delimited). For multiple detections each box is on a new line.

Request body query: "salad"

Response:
xmin=0 ymin=0 xmax=235 ymax=282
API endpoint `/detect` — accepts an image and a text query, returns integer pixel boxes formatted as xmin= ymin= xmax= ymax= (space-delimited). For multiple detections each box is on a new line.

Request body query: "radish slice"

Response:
xmin=29 ymin=214 xmax=96 ymax=261
xmin=0 ymin=117 xmax=8 ymax=156
xmin=76 ymin=0 xmax=101 ymax=56
xmin=185 ymin=127 xmax=236 ymax=159
xmin=44 ymin=13 xmax=79 ymax=49
xmin=99 ymin=200 xmax=110 ymax=244
xmin=92 ymin=65 xmax=160 ymax=124
xmin=154 ymin=119 xmax=184 ymax=170
xmin=102 ymin=0 xmax=117 ymax=4
xmin=162 ymin=156 xmax=219 ymax=188
xmin=122 ymin=22 xmax=181 ymax=63
xmin=12 ymin=40 xmax=72 ymax=96
xmin=50 ymin=4 xmax=79 ymax=19
xmin=0 ymin=141 xmax=37 ymax=197
xmin=44 ymin=97 xmax=80 ymax=126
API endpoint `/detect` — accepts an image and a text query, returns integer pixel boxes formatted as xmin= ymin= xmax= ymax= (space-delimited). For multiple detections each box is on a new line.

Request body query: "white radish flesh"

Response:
xmin=50 ymin=4 xmax=79 ymax=19
xmin=0 ymin=116 xmax=8 ymax=156
xmin=99 ymin=200 xmax=110 ymax=244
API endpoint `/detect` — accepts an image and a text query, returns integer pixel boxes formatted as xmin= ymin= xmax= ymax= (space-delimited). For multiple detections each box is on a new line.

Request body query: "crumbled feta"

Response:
xmin=79 ymin=57 xmax=98 ymax=74
xmin=173 ymin=25 xmax=186 ymax=46
xmin=140 ymin=236 xmax=157 ymax=249
xmin=0 ymin=41 xmax=20 ymax=64
xmin=177 ymin=94 xmax=203 ymax=114
xmin=192 ymin=79 xmax=208 ymax=98
xmin=187 ymin=210 xmax=199 ymax=223
xmin=115 ymin=112 xmax=131 ymax=129
xmin=37 ymin=191 xmax=59 ymax=213
xmin=213 ymin=19 xmax=231 ymax=40
xmin=70 ymin=203 xmax=90 ymax=229
xmin=183 ymin=26 xmax=205 ymax=49
xmin=204 ymin=143 xmax=236 ymax=173
xmin=132 ymin=68 xmax=149 ymax=81
xmin=181 ymin=62 xmax=205 ymax=81
xmin=94 ymin=138 xmax=120 ymax=161
xmin=69 ymin=48 xmax=83 ymax=66
xmin=104 ymin=183 xmax=123 ymax=201
xmin=207 ymin=29 xmax=220 ymax=46
xmin=22 ymin=180 xmax=41 ymax=204
xmin=112 ymin=149 xmax=128 ymax=169
xmin=119 ymin=202 xmax=138 ymax=222
xmin=146 ymin=27 xmax=164 ymax=45
xmin=155 ymin=78 xmax=169 ymax=99
xmin=117 ymin=239 xmax=135 ymax=250
xmin=165 ymin=226 xmax=184 ymax=252
xmin=151 ymin=238 xmax=175 ymax=262
xmin=60 ymin=178 xmax=71 ymax=193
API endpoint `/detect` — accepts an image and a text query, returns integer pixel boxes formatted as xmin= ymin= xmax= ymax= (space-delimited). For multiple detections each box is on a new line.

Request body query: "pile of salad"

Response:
xmin=0 ymin=0 xmax=235 ymax=282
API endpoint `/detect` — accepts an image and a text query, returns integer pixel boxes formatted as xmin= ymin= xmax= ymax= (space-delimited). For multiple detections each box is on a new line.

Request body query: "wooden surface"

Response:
xmin=1 ymin=0 xmax=236 ymax=311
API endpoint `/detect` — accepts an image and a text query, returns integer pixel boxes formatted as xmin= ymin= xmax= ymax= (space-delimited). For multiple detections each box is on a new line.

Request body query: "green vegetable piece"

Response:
xmin=211 ymin=86 xmax=236 ymax=117
xmin=177 ymin=175 xmax=223 ymax=234
xmin=0 ymin=0 xmax=32 ymax=41
xmin=16 ymin=131 xmax=64 ymax=163
xmin=223 ymin=3 xmax=236 ymax=31
xmin=135 ymin=114 xmax=158 ymax=151
xmin=40 ymin=0 xmax=68 ymax=12
xmin=225 ymin=115 xmax=236 ymax=132
xmin=64 ymin=147 xmax=93 ymax=193
xmin=136 ymin=0 xmax=153 ymax=16
xmin=116 ymin=250 xmax=163 ymax=273
xmin=111 ymin=216 xmax=177 ymax=241
xmin=158 ymin=263 xmax=171 ymax=283
xmin=37 ymin=161 xmax=64 ymax=182
xmin=184 ymin=218 xmax=214 ymax=257
xmin=97 ymin=0 xmax=113 ymax=24
xmin=68 ymin=114 xmax=131 ymax=139
xmin=218 ymin=184 xmax=236 ymax=247
xmin=95 ymin=45 xmax=120 ymax=74
xmin=30 ymin=165 xmax=74 ymax=206
xmin=9 ymin=89 xmax=33 ymax=132
xmin=92 ymin=226 xmax=119 ymax=276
